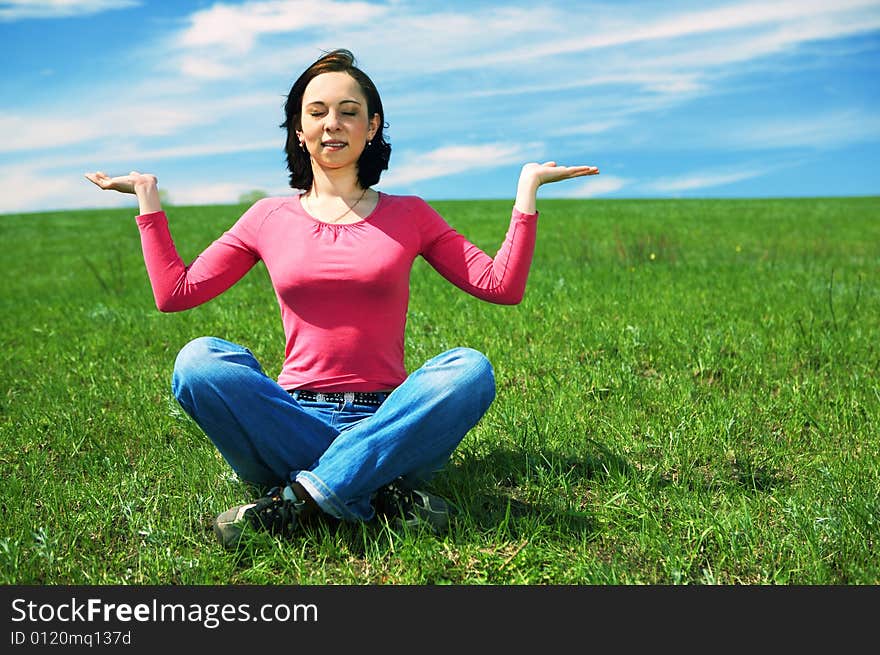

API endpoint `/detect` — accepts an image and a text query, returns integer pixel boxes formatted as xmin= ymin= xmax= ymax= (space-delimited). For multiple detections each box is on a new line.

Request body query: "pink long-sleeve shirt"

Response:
xmin=136 ymin=192 xmax=538 ymax=391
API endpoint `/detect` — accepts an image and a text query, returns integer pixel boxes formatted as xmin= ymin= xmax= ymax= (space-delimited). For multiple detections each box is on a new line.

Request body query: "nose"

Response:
xmin=323 ymin=109 xmax=342 ymax=132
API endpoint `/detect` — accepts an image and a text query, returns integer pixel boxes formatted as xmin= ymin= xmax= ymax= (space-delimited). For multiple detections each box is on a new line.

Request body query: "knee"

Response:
xmin=171 ymin=336 xmax=230 ymax=399
xmin=452 ymin=347 xmax=494 ymax=383
xmin=174 ymin=336 xmax=218 ymax=375
xmin=444 ymin=347 xmax=496 ymax=406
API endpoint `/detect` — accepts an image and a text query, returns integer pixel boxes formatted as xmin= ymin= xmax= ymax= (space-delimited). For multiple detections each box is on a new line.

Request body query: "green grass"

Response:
xmin=1 ymin=196 xmax=878 ymax=584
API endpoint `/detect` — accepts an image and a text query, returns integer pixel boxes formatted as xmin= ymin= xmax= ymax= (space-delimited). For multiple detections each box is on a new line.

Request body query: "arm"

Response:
xmin=421 ymin=206 xmax=538 ymax=305
xmin=84 ymin=170 xmax=259 ymax=312
xmin=421 ymin=161 xmax=600 ymax=304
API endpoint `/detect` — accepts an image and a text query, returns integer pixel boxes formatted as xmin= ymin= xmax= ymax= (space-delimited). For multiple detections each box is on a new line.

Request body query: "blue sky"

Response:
xmin=1 ymin=0 xmax=879 ymax=214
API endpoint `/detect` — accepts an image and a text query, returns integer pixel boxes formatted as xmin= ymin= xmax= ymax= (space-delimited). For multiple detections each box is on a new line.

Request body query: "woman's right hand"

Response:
xmin=85 ymin=170 xmax=163 ymax=214
xmin=84 ymin=170 xmax=157 ymax=194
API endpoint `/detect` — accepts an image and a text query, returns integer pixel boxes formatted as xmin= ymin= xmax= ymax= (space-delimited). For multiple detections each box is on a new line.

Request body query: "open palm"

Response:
xmin=522 ymin=161 xmax=599 ymax=187
xmin=84 ymin=170 xmax=157 ymax=194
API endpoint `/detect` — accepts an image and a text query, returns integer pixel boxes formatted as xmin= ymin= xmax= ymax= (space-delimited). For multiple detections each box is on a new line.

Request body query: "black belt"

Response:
xmin=289 ymin=389 xmax=389 ymax=407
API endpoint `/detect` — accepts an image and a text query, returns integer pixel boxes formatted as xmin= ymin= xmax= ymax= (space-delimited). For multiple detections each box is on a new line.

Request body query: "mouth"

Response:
xmin=321 ymin=140 xmax=347 ymax=150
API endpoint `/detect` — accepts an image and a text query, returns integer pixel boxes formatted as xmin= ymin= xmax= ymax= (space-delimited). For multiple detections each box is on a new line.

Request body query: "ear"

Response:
xmin=368 ymin=113 xmax=380 ymax=141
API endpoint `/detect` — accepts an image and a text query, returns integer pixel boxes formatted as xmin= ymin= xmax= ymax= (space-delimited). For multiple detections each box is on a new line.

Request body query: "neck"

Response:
xmin=309 ymin=165 xmax=362 ymax=199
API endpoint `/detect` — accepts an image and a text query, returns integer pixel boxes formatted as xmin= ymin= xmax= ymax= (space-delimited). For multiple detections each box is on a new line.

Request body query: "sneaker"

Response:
xmin=213 ymin=485 xmax=303 ymax=548
xmin=374 ymin=479 xmax=451 ymax=534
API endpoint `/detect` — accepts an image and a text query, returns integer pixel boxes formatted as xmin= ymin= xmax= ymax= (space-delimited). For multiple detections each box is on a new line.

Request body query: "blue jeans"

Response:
xmin=171 ymin=337 xmax=496 ymax=522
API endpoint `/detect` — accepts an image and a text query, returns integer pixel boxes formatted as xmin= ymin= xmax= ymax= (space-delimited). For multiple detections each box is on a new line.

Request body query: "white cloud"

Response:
xmin=0 ymin=106 xmax=205 ymax=153
xmin=178 ymin=0 xmax=387 ymax=53
xmin=170 ymin=5 xmax=560 ymax=82
xmin=469 ymin=72 xmax=705 ymax=100
xmin=32 ymin=139 xmax=278 ymax=176
xmin=0 ymin=0 xmax=139 ymax=21
xmin=4 ymin=1 xmax=879 ymax=213
xmin=378 ymin=142 xmax=541 ymax=188
xmin=97 ymin=139 xmax=281 ymax=165
xmin=0 ymin=161 xmax=130 ymax=213
xmin=178 ymin=55 xmax=238 ymax=81
xmin=730 ymin=110 xmax=880 ymax=150
xmin=0 ymin=153 xmax=293 ymax=214
xmin=473 ymin=0 xmax=880 ymax=67
xmin=167 ymin=182 xmax=279 ymax=206
xmin=0 ymin=114 xmax=100 ymax=151
xmin=550 ymin=120 xmax=627 ymax=137
xmin=621 ymin=5 xmax=880 ymax=75
xmin=647 ymin=168 xmax=768 ymax=193
xmin=562 ymin=175 xmax=628 ymax=198
xmin=0 ymin=90 xmax=279 ymax=154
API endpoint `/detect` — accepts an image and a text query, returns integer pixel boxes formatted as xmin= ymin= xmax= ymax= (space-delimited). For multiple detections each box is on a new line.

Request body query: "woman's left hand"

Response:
xmin=520 ymin=161 xmax=599 ymax=188
xmin=514 ymin=161 xmax=600 ymax=214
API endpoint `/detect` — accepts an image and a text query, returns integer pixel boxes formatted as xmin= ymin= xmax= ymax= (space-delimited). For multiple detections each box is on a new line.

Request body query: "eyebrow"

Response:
xmin=305 ymin=99 xmax=362 ymax=107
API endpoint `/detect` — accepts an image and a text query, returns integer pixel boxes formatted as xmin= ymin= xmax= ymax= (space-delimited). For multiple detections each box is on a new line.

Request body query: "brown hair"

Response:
xmin=280 ymin=49 xmax=391 ymax=190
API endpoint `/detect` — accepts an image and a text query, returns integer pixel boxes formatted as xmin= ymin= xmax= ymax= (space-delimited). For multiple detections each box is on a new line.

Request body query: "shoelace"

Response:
xmin=374 ymin=480 xmax=416 ymax=518
xmin=247 ymin=487 xmax=301 ymax=537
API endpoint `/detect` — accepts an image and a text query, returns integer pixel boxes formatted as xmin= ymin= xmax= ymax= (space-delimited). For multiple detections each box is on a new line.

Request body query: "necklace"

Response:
xmin=303 ymin=187 xmax=368 ymax=224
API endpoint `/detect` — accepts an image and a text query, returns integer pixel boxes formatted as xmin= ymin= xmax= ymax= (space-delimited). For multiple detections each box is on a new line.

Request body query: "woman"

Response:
xmin=86 ymin=49 xmax=599 ymax=548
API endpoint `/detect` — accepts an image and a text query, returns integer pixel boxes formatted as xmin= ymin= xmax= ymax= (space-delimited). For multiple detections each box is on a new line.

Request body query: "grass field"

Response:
xmin=1 ymin=196 xmax=878 ymax=585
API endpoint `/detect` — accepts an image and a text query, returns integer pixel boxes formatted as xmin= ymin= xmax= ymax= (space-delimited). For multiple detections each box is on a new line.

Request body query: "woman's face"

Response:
xmin=298 ymin=71 xmax=379 ymax=178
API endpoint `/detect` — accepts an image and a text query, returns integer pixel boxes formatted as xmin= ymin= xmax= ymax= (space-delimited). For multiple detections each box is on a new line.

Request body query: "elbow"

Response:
xmin=504 ymin=282 xmax=528 ymax=305
xmin=491 ymin=287 xmax=526 ymax=306
xmin=490 ymin=275 xmax=529 ymax=305
xmin=154 ymin=296 xmax=185 ymax=313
